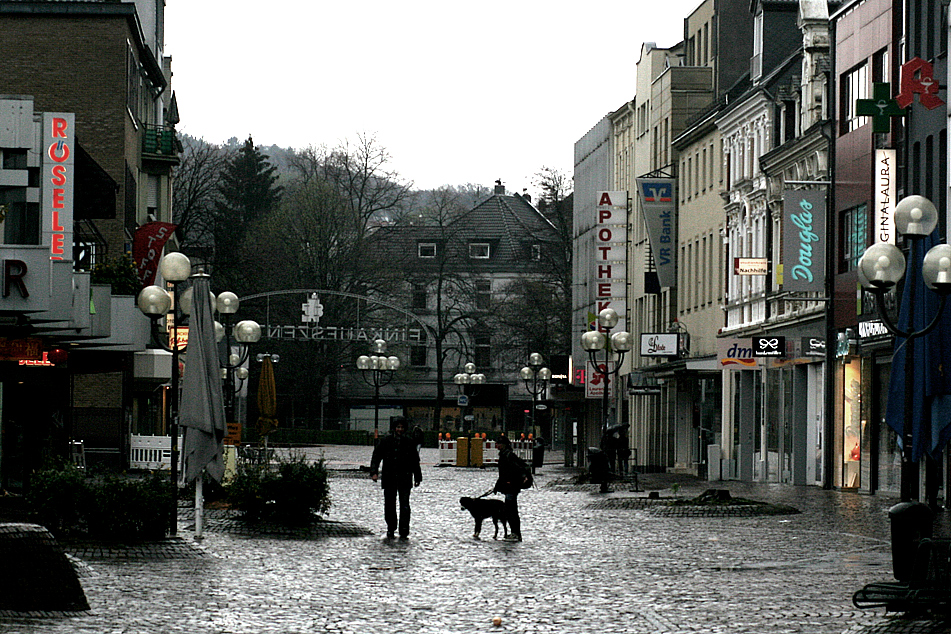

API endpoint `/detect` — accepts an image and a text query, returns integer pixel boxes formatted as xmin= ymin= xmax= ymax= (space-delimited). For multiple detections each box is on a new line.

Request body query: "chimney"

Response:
xmin=521 ymin=188 xmax=531 ymax=203
xmin=494 ymin=179 xmax=505 ymax=195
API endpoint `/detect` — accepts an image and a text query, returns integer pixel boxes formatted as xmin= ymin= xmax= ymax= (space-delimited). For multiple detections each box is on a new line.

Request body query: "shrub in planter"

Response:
xmin=227 ymin=466 xmax=270 ymax=522
xmin=26 ymin=464 xmax=92 ymax=538
xmin=26 ymin=468 xmax=172 ymax=541
xmin=87 ymin=474 xmax=171 ymax=541
xmin=227 ymin=454 xmax=330 ymax=525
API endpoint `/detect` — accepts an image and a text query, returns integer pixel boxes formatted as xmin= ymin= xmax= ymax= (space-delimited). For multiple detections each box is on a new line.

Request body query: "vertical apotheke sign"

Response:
xmin=782 ymin=189 xmax=826 ymax=293
xmin=875 ymin=149 xmax=896 ymax=244
xmin=42 ymin=113 xmax=74 ymax=261
xmin=593 ymin=191 xmax=627 ymax=331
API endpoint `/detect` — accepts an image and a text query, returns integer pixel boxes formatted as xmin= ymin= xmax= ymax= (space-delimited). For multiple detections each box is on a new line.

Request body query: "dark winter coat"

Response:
xmin=494 ymin=446 xmax=530 ymax=495
xmin=370 ymin=432 xmax=422 ymax=490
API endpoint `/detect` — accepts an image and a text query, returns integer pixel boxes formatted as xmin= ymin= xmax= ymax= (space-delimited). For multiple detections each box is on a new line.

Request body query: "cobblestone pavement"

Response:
xmin=1 ymin=445 xmax=949 ymax=634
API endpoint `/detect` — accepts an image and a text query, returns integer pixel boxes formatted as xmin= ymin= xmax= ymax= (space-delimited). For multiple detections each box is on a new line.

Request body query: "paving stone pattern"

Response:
xmin=0 ymin=445 xmax=947 ymax=633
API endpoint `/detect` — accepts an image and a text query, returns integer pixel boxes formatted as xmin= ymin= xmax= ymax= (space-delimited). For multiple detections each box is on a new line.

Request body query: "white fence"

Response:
xmin=130 ymin=434 xmax=238 ymax=481
xmin=130 ymin=434 xmax=183 ymax=470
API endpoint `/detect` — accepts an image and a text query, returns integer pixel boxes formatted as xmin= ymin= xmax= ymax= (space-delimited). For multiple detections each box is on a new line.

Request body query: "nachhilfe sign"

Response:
xmin=42 ymin=113 xmax=74 ymax=261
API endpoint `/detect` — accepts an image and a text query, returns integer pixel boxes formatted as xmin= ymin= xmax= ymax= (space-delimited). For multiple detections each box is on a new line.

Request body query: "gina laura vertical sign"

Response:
xmin=782 ymin=189 xmax=826 ymax=293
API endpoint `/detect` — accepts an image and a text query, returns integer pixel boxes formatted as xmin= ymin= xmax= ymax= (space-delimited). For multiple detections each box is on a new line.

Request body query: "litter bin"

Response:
xmin=587 ymin=447 xmax=610 ymax=493
xmin=889 ymin=501 xmax=934 ymax=582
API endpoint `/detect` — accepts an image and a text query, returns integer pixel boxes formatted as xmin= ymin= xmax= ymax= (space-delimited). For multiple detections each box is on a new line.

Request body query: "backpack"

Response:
xmin=515 ymin=455 xmax=533 ymax=489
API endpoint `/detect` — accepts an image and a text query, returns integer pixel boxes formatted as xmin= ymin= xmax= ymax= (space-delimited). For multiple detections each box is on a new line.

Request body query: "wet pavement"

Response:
xmin=0 ymin=444 xmax=949 ymax=633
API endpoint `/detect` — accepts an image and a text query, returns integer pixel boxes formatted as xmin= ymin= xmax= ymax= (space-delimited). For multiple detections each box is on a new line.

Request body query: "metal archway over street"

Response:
xmin=238 ymin=289 xmax=432 ymax=345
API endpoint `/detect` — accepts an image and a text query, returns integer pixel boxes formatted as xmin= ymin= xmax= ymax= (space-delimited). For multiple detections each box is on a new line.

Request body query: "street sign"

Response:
xmin=457 ymin=395 xmax=469 ymax=407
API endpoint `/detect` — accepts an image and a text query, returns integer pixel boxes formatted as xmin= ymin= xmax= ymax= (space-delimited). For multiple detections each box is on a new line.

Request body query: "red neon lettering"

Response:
xmin=599 ymin=209 xmax=613 ymax=222
xmin=598 ymin=228 xmax=613 ymax=241
xmin=597 ymin=264 xmax=613 ymax=278
xmin=597 ymin=283 xmax=612 ymax=296
xmin=597 ymin=246 xmax=611 ymax=260
xmin=51 ymin=165 xmax=67 ymax=186
xmin=52 ymin=211 xmax=65 ymax=231
xmin=52 ymin=190 xmax=65 ymax=210
xmin=51 ymin=117 xmax=68 ymax=138
xmin=48 ymin=142 xmax=70 ymax=162
xmin=598 ymin=192 xmax=613 ymax=206
xmin=51 ymin=234 xmax=65 ymax=257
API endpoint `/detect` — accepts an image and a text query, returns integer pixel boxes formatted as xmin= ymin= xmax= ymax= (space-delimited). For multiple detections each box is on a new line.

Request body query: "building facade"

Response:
xmin=0 ymin=0 xmax=180 ymax=484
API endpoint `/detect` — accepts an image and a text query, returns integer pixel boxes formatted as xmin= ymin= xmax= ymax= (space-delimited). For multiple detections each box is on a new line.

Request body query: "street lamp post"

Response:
xmin=519 ymin=352 xmax=551 ymax=438
xmin=454 ymin=363 xmax=485 ymax=466
xmin=136 ymin=252 xmax=191 ymax=536
xmin=357 ymin=339 xmax=400 ymax=442
xmin=580 ymin=308 xmax=634 ymax=431
xmin=454 ymin=362 xmax=486 ymax=435
xmin=857 ymin=195 xmax=951 ymax=503
xmin=212 ymin=290 xmax=262 ymax=437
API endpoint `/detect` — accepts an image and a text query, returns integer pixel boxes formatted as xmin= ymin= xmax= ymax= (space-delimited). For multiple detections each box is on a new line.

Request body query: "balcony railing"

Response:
xmin=143 ymin=124 xmax=178 ymax=158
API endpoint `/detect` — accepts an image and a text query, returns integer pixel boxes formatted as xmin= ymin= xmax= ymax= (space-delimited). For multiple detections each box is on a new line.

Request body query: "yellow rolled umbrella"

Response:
xmin=256 ymin=355 xmax=279 ymax=437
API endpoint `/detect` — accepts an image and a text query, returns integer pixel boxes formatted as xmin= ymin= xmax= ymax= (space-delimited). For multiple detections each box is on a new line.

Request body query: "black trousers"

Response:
xmin=383 ymin=484 xmax=412 ymax=536
xmin=503 ymin=492 xmax=521 ymax=537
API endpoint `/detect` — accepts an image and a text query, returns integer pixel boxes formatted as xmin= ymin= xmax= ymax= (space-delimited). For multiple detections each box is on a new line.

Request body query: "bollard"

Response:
xmin=587 ymin=447 xmax=610 ymax=493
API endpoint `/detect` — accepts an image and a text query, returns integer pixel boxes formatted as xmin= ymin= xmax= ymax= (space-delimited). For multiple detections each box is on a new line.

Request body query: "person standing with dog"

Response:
xmin=370 ymin=416 xmax=422 ymax=539
xmin=493 ymin=435 xmax=531 ymax=541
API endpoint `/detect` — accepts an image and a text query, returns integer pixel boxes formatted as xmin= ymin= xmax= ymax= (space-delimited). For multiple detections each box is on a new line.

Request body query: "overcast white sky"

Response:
xmin=165 ymin=1 xmax=703 ymax=194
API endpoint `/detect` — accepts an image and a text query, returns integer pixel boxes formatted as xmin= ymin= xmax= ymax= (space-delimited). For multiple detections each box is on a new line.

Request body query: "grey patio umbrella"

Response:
xmin=179 ymin=274 xmax=227 ymax=484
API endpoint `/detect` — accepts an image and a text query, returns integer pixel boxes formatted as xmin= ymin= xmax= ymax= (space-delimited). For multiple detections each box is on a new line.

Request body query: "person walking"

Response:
xmin=493 ymin=435 xmax=531 ymax=541
xmin=370 ymin=416 xmax=422 ymax=539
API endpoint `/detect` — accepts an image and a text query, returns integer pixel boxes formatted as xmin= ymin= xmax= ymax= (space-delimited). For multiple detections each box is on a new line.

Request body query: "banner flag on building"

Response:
xmin=635 ymin=178 xmax=677 ymax=289
xmin=132 ymin=222 xmax=177 ymax=286
xmin=781 ymin=190 xmax=826 ymax=293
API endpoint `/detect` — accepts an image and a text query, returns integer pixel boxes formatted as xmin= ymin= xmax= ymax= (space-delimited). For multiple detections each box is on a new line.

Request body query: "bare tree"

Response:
xmin=171 ymin=136 xmax=233 ymax=259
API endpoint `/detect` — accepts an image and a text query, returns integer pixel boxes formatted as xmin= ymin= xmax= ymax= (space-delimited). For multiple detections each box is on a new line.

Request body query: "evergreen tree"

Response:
xmin=213 ymin=135 xmax=283 ymax=291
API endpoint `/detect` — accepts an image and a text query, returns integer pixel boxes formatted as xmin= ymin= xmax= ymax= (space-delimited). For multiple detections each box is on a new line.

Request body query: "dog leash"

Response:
xmin=476 ymin=488 xmax=495 ymax=498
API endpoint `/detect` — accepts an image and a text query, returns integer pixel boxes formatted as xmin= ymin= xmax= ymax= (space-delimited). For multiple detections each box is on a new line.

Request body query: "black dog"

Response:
xmin=460 ymin=496 xmax=508 ymax=540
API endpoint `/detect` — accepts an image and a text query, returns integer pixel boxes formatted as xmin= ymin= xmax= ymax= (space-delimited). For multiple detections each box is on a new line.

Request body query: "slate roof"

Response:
xmin=372 ymin=193 xmax=561 ymax=275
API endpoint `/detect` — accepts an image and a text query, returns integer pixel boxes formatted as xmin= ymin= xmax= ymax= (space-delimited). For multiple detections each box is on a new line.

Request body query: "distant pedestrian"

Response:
xmin=600 ymin=431 xmax=617 ymax=475
xmin=616 ymin=430 xmax=631 ymax=476
xmin=493 ymin=435 xmax=532 ymax=541
xmin=370 ymin=416 xmax=422 ymax=539
xmin=412 ymin=424 xmax=424 ymax=456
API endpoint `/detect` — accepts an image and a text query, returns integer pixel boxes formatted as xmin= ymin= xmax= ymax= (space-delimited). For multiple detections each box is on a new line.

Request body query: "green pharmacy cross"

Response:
xmin=856 ymin=83 xmax=908 ymax=133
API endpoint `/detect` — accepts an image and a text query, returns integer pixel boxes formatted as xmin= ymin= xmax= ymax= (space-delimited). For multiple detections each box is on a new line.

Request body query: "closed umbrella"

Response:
xmin=256 ymin=355 xmax=279 ymax=438
xmin=178 ymin=274 xmax=226 ymax=537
